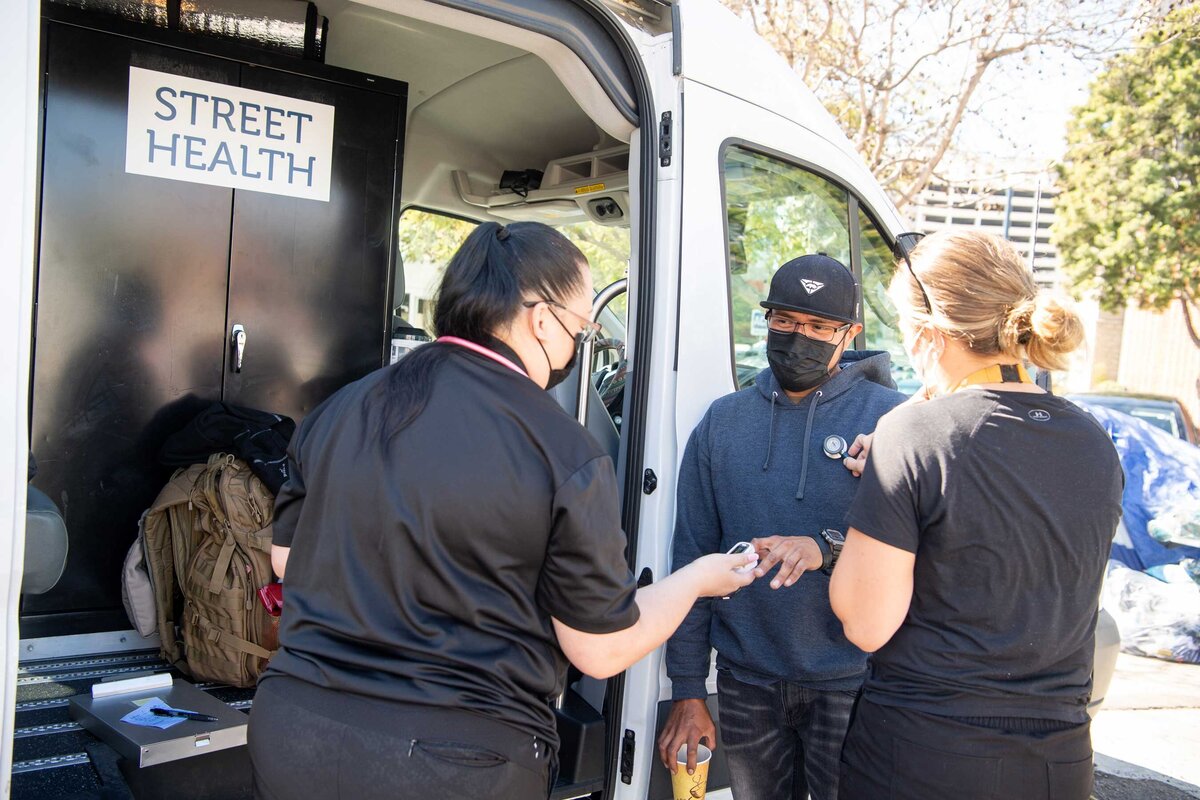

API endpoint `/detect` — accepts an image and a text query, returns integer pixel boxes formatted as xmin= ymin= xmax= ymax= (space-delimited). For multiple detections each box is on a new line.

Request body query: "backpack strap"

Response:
xmin=209 ymin=532 xmax=238 ymax=595
xmin=194 ymin=614 xmax=275 ymax=661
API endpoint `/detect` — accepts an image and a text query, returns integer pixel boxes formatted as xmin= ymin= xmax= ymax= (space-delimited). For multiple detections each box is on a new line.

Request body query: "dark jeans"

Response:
xmin=717 ymin=669 xmax=859 ymax=800
xmin=838 ymin=696 xmax=1094 ymax=800
xmin=248 ymin=677 xmax=550 ymax=800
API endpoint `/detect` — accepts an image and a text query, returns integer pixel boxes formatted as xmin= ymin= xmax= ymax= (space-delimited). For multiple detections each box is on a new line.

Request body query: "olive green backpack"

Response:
xmin=134 ymin=453 xmax=279 ymax=687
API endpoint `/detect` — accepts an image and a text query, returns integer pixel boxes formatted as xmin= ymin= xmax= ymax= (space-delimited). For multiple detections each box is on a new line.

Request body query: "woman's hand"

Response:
xmin=750 ymin=536 xmax=823 ymax=588
xmin=688 ymin=551 xmax=759 ymax=597
xmin=842 ymin=433 xmax=873 ymax=478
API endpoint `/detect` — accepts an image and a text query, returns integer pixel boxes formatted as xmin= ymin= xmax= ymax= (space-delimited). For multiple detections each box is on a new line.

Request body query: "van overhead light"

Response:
xmin=589 ymin=197 xmax=623 ymax=220
xmin=499 ymin=169 xmax=544 ymax=198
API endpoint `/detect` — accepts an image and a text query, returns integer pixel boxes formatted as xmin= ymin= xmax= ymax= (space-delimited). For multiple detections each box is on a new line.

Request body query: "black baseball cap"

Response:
xmin=759 ymin=253 xmax=859 ymax=325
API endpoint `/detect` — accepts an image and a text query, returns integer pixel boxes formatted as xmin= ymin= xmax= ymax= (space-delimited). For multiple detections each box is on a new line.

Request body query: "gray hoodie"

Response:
xmin=666 ymin=351 xmax=906 ymax=699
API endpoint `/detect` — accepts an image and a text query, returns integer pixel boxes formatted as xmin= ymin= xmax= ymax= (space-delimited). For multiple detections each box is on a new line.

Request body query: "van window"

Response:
xmin=858 ymin=210 xmax=917 ymax=394
xmin=558 ymin=220 xmax=630 ymax=425
xmin=398 ymin=211 xmax=628 ymax=333
xmin=559 ymin=220 xmax=630 ymax=325
xmin=397 ymin=209 xmax=478 ymax=332
xmin=723 ymin=147 xmax=853 ymax=388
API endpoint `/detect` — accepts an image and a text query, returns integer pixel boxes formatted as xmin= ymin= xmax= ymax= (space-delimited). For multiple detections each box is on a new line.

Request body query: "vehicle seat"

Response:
xmin=550 ymin=370 xmax=620 ymax=464
xmin=23 ymin=485 xmax=69 ymax=595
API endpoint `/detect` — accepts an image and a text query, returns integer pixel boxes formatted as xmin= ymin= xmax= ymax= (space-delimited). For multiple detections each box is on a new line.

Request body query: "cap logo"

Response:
xmin=800 ymin=279 xmax=825 ymax=295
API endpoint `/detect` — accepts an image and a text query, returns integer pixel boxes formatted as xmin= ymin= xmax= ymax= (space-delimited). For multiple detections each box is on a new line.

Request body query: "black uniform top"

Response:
xmin=265 ymin=340 xmax=640 ymax=747
xmin=846 ymin=390 xmax=1123 ymax=722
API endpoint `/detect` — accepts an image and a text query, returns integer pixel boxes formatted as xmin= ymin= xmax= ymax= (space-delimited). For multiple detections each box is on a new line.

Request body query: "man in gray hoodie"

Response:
xmin=657 ymin=254 xmax=906 ymax=800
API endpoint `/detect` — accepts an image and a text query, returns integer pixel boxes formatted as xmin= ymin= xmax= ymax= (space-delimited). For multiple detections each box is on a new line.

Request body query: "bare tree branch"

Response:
xmin=1181 ymin=293 xmax=1200 ymax=349
xmin=720 ymin=0 xmax=1143 ymax=211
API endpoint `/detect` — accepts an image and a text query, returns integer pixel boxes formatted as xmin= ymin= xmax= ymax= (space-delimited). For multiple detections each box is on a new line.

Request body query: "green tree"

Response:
xmin=1053 ymin=7 xmax=1200 ymax=347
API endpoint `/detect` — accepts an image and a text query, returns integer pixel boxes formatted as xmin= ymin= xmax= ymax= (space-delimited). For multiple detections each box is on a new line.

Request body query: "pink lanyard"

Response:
xmin=438 ymin=336 xmax=529 ymax=378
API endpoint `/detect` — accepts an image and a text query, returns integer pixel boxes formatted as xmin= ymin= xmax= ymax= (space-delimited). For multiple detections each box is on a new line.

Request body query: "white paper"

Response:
xmin=125 ymin=66 xmax=335 ymax=202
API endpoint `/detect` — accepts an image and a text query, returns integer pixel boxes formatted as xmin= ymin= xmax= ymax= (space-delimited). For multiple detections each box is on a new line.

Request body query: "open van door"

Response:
xmin=613 ymin=3 xmax=906 ymax=798
xmin=1 ymin=0 xmax=40 ymax=794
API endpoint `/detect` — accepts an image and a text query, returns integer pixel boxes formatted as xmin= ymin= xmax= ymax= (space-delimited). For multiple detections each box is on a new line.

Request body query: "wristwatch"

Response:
xmin=816 ymin=528 xmax=846 ymax=573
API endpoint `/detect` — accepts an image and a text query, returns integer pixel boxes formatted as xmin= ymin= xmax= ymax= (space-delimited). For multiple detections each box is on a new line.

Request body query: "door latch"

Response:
xmin=658 ymin=112 xmax=673 ymax=167
xmin=619 ymin=729 xmax=636 ymax=785
xmin=231 ymin=324 xmax=247 ymax=373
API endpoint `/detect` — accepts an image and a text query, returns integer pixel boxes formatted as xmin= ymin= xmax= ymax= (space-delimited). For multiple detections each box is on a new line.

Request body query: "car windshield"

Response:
xmin=1128 ymin=408 xmax=1180 ymax=438
xmin=1070 ymin=395 xmax=1183 ymax=440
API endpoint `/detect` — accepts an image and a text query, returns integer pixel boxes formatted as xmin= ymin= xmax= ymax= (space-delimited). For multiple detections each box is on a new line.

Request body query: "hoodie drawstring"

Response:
xmin=795 ymin=390 xmax=822 ymax=500
xmin=762 ymin=391 xmax=779 ymax=470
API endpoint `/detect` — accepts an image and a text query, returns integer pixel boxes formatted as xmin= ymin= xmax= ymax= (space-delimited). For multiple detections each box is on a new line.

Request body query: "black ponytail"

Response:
xmin=379 ymin=221 xmax=588 ymax=438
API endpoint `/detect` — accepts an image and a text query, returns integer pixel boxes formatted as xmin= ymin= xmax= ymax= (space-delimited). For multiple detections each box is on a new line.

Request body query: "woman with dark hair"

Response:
xmin=248 ymin=221 xmax=758 ymax=799
xmin=829 ymin=231 xmax=1123 ymax=800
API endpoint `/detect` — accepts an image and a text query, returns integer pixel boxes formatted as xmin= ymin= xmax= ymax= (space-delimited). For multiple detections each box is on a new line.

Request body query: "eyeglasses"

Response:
xmin=523 ymin=299 xmax=602 ymax=344
xmin=765 ymin=312 xmax=853 ymax=343
xmin=893 ymin=232 xmax=932 ymax=314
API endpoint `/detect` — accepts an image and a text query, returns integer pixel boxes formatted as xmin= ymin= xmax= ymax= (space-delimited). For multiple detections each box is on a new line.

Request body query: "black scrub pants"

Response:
xmin=248 ymin=676 xmax=552 ymax=800
xmin=838 ymin=696 xmax=1094 ymax=800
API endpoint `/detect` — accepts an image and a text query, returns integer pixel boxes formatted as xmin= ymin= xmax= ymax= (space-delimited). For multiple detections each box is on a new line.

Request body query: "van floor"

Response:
xmin=11 ymin=650 xmax=255 ymax=799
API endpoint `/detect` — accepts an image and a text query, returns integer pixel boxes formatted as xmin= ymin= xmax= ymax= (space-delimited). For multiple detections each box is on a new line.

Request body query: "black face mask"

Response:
xmin=766 ymin=330 xmax=840 ymax=392
xmin=540 ymin=311 xmax=583 ymax=390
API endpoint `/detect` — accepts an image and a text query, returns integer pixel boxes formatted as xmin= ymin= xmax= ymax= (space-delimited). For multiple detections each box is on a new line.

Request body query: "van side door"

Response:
xmin=615 ymin=63 xmax=907 ymax=800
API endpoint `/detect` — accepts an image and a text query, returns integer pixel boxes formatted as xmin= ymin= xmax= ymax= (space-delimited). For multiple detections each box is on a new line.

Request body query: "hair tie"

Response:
xmin=496 ymin=227 xmax=511 ymax=242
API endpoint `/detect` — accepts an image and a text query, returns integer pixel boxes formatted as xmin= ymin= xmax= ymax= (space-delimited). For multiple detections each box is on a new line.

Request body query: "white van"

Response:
xmin=0 ymin=0 xmax=1118 ymax=797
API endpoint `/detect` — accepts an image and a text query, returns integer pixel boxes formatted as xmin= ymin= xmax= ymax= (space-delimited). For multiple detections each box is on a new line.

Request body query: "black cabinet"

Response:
xmin=25 ymin=21 xmax=405 ymax=633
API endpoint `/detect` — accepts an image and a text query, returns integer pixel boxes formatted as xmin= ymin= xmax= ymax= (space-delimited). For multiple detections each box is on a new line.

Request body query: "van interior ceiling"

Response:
xmin=322 ymin=0 xmax=636 ymax=224
xmin=15 ymin=0 xmax=640 ymax=797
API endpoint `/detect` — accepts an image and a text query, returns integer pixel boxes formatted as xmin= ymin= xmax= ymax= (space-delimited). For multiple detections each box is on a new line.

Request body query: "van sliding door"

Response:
xmin=623 ymin=74 xmax=902 ymax=799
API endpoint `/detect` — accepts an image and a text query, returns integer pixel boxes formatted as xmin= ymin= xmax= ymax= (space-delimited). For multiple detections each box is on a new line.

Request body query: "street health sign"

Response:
xmin=125 ymin=66 xmax=335 ymax=202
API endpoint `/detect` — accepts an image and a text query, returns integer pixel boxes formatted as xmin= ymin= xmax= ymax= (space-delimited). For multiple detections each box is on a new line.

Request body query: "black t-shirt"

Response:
xmin=265 ymin=341 xmax=640 ymax=746
xmin=846 ymin=389 xmax=1123 ymax=722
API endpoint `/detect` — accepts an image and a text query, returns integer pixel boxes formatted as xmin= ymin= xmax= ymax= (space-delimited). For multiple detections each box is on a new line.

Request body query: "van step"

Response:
xmin=10 ymin=753 xmax=91 ymax=775
xmin=10 ymin=763 xmax=101 ymax=800
xmin=17 ymin=665 xmax=166 ymax=686
xmin=13 ymin=721 xmax=82 ymax=739
xmin=17 ymin=651 xmax=162 ymax=675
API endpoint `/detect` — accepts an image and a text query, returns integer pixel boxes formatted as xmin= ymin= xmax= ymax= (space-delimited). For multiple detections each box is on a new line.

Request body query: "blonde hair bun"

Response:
xmin=1025 ymin=293 xmax=1085 ymax=372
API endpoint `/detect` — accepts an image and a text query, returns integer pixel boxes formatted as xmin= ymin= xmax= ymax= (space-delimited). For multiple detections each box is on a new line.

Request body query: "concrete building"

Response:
xmin=909 ymin=180 xmax=1059 ymax=288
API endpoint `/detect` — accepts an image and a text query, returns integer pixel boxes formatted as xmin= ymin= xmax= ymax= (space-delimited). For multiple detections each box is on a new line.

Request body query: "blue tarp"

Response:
xmin=1074 ymin=401 xmax=1200 ymax=570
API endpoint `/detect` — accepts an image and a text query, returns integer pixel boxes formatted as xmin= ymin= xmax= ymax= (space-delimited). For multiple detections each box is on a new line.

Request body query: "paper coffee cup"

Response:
xmin=671 ymin=744 xmax=712 ymax=800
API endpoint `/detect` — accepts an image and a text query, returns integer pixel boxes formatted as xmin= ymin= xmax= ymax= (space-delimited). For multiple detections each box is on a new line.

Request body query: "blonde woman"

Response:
xmin=830 ymin=231 xmax=1124 ymax=800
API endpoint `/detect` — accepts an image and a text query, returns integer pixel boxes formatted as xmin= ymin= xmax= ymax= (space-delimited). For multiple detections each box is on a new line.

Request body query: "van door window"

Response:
xmin=559 ymin=221 xmax=629 ymax=421
xmin=722 ymin=147 xmax=853 ymax=388
xmin=858 ymin=209 xmax=918 ymax=394
xmin=396 ymin=209 xmax=478 ymax=334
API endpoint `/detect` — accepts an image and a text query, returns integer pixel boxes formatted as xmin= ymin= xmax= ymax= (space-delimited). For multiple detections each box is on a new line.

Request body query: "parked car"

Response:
xmin=1069 ymin=393 xmax=1197 ymax=445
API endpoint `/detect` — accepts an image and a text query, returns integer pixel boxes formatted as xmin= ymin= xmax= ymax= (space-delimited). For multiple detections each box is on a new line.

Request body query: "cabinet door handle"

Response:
xmin=231 ymin=324 xmax=247 ymax=373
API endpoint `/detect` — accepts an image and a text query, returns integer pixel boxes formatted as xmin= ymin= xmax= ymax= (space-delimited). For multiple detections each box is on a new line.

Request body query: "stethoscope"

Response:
xmin=822 ymin=434 xmax=850 ymax=460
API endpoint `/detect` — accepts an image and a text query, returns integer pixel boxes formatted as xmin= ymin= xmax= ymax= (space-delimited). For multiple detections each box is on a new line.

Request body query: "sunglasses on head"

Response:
xmin=892 ymin=232 xmax=932 ymax=314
